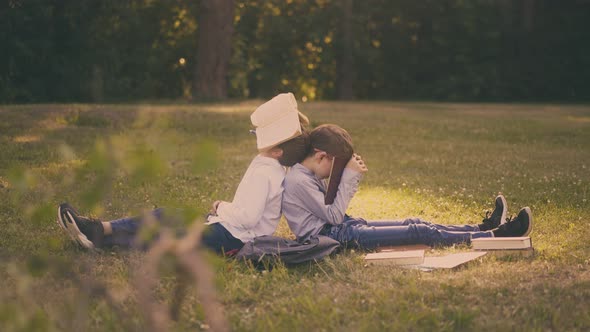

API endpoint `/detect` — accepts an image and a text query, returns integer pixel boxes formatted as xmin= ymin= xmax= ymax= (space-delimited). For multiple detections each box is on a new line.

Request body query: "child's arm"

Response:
xmin=210 ymin=200 xmax=222 ymax=214
xmin=290 ymin=168 xmax=362 ymax=225
xmin=215 ymin=170 xmax=270 ymax=229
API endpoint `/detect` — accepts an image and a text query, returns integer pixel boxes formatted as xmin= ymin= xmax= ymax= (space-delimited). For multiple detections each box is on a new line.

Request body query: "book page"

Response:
xmin=419 ymin=252 xmax=487 ymax=269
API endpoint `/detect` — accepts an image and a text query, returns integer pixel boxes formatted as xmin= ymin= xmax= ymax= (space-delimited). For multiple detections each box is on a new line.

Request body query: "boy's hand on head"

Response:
xmin=346 ymin=154 xmax=368 ymax=173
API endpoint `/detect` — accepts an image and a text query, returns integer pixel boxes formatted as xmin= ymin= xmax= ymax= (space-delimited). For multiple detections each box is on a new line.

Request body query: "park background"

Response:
xmin=1 ymin=1 xmax=590 ymax=331
xmin=3 ymin=0 xmax=590 ymax=103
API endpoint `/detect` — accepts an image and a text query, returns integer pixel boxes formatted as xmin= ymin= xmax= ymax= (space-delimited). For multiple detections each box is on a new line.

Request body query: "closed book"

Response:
xmin=471 ymin=237 xmax=532 ymax=250
xmin=365 ymin=249 xmax=425 ymax=266
xmin=377 ymin=244 xmax=431 ymax=252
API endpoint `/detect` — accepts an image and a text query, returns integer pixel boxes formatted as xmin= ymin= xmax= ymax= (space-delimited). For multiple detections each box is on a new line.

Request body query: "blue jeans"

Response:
xmin=103 ymin=208 xmax=244 ymax=255
xmin=320 ymin=216 xmax=492 ymax=250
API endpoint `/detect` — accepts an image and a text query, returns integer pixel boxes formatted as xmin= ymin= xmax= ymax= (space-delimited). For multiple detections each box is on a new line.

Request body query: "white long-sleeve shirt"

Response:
xmin=207 ymin=155 xmax=285 ymax=242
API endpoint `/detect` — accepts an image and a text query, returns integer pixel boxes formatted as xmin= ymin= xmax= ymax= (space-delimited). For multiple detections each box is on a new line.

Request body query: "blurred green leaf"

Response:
xmin=129 ymin=144 xmax=167 ymax=186
xmin=77 ymin=140 xmax=116 ymax=210
xmin=28 ymin=202 xmax=55 ymax=226
xmin=58 ymin=143 xmax=77 ymax=162
xmin=26 ymin=309 xmax=51 ymax=331
xmin=6 ymin=166 xmax=35 ymax=193
xmin=27 ymin=254 xmax=49 ymax=278
xmin=192 ymin=139 xmax=219 ymax=174
xmin=0 ymin=304 xmax=18 ymax=325
xmin=136 ymin=219 xmax=161 ymax=245
xmin=181 ymin=205 xmax=204 ymax=225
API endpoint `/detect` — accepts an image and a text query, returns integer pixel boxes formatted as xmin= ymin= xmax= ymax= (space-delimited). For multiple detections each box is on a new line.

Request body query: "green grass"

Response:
xmin=1 ymin=101 xmax=589 ymax=331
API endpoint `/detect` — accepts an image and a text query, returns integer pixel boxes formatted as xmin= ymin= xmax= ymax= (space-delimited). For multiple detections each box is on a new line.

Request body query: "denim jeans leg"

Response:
xmin=367 ymin=218 xmax=480 ymax=232
xmin=102 ymin=208 xmax=165 ymax=248
xmin=200 ymin=222 xmax=244 ymax=255
xmin=342 ymin=223 xmax=492 ymax=250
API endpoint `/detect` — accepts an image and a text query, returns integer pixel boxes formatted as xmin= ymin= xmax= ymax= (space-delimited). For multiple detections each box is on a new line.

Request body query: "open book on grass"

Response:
xmin=366 ymin=250 xmax=489 ymax=270
xmin=471 ymin=237 xmax=532 ymax=250
xmin=418 ymin=251 xmax=487 ymax=269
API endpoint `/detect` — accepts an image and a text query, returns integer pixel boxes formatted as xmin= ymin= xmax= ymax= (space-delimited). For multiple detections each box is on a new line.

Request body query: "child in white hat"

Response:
xmin=57 ymin=93 xmax=310 ymax=255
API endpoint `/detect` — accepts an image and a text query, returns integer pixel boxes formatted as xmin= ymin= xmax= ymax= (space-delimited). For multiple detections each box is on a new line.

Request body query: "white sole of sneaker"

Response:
xmin=57 ymin=206 xmax=77 ymax=243
xmin=63 ymin=210 xmax=95 ymax=249
xmin=522 ymin=207 xmax=533 ymax=237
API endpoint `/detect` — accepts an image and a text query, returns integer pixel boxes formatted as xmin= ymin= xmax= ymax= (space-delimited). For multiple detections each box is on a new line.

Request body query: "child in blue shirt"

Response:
xmin=282 ymin=124 xmax=532 ymax=249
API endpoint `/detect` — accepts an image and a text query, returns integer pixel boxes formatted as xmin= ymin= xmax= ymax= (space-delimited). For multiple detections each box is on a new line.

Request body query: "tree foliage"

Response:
xmin=1 ymin=0 xmax=589 ymax=102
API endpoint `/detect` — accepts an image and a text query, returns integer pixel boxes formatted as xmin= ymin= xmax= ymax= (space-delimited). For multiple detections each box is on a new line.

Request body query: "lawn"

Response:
xmin=1 ymin=101 xmax=589 ymax=331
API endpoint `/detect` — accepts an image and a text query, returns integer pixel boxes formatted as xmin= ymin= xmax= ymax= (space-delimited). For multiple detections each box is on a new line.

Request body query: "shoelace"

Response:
xmin=81 ymin=215 xmax=101 ymax=224
xmin=482 ymin=210 xmax=492 ymax=223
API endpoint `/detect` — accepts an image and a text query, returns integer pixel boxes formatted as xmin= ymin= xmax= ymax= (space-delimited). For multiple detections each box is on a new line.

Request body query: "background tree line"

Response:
xmin=2 ymin=0 xmax=589 ymax=103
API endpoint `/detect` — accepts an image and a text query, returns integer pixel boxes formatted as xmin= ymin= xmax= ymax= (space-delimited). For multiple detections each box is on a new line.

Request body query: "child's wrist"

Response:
xmin=342 ymin=168 xmax=363 ymax=182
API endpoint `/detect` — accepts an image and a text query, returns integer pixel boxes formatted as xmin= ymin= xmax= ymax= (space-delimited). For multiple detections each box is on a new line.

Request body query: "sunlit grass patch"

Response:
xmin=348 ymin=186 xmax=487 ymax=223
xmin=12 ymin=135 xmax=42 ymax=143
xmin=567 ymin=115 xmax=590 ymax=123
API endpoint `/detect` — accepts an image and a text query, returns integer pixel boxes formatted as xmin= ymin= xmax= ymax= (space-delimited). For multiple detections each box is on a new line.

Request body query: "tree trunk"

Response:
xmin=336 ymin=0 xmax=355 ymax=100
xmin=193 ymin=0 xmax=235 ymax=100
xmin=522 ymin=0 xmax=535 ymax=32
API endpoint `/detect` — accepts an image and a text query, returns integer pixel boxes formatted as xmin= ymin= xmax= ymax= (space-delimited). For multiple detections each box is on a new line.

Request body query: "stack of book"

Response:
xmin=471 ymin=237 xmax=534 ymax=257
xmin=364 ymin=237 xmax=534 ymax=270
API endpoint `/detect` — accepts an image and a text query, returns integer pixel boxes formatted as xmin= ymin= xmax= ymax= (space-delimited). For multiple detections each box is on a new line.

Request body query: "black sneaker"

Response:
xmin=58 ymin=203 xmax=104 ymax=249
xmin=479 ymin=195 xmax=508 ymax=231
xmin=492 ymin=207 xmax=533 ymax=237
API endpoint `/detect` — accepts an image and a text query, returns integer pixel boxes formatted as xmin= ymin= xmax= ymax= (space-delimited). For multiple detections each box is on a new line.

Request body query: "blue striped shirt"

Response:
xmin=282 ymin=163 xmax=363 ymax=242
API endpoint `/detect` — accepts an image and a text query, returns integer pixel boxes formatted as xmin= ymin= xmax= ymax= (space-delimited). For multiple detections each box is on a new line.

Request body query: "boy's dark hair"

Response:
xmin=277 ymin=130 xmax=310 ymax=166
xmin=308 ymin=124 xmax=354 ymax=160
xmin=276 ymin=114 xmax=312 ymax=167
